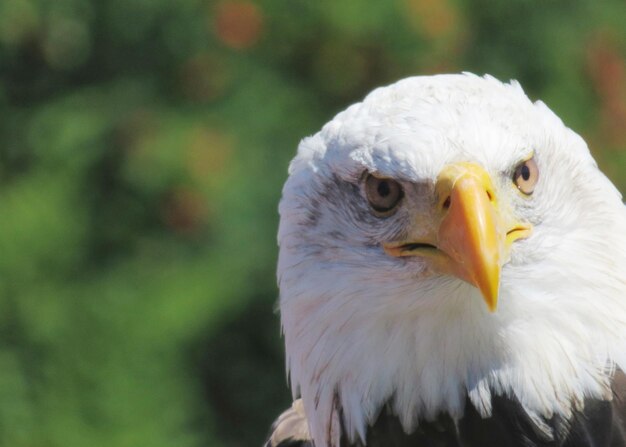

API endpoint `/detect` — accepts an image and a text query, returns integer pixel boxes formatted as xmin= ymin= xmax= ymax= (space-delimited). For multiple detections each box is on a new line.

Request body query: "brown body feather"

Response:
xmin=265 ymin=372 xmax=626 ymax=447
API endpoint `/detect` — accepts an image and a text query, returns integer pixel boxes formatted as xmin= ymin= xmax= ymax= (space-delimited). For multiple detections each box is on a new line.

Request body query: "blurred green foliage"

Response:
xmin=0 ymin=0 xmax=625 ymax=446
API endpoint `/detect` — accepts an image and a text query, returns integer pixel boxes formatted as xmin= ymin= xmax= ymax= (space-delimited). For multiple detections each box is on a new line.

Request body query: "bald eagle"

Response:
xmin=265 ymin=74 xmax=626 ymax=447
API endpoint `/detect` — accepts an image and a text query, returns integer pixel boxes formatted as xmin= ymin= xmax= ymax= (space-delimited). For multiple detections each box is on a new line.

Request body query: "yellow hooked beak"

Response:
xmin=384 ymin=163 xmax=531 ymax=312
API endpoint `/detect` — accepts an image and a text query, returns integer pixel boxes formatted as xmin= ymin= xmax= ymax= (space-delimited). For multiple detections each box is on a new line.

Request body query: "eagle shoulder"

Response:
xmin=263 ymin=379 xmax=626 ymax=447
xmin=265 ymin=399 xmax=314 ymax=447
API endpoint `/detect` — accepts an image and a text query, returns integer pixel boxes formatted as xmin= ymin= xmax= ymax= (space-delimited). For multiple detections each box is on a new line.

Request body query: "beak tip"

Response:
xmin=477 ymin=277 xmax=499 ymax=313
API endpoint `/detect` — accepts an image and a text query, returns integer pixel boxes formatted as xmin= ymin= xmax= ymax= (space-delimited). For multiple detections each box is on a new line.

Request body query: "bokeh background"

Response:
xmin=0 ymin=0 xmax=625 ymax=446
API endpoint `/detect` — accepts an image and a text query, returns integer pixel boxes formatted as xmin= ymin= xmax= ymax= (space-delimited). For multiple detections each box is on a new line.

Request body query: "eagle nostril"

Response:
xmin=486 ymin=189 xmax=494 ymax=202
xmin=442 ymin=196 xmax=451 ymax=210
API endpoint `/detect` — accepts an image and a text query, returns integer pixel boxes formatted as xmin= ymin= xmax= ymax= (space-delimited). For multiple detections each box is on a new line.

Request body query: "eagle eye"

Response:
xmin=365 ymin=174 xmax=403 ymax=214
xmin=513 ymin=157 xmax=539 ymax=195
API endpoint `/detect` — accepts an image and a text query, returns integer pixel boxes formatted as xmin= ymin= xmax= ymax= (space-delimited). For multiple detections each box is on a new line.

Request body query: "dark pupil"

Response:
xmin=521 ymin=164 xmax=531 ymax=181
xmin=377 ymin=181 xmax=391 ymax=197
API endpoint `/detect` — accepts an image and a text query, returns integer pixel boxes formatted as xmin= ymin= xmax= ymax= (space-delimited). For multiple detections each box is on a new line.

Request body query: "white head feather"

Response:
xmin=277 ymin=73 xmax=626 ymax=447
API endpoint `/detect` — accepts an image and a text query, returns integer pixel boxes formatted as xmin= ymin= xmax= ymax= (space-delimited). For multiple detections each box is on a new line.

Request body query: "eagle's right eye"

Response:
xmin=365 ymin=174 xmax=403 ymax=214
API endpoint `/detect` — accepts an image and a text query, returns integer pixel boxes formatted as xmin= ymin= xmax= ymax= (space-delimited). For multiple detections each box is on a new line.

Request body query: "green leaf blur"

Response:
xmin=0 ymin=0 xmax=624 ymax=446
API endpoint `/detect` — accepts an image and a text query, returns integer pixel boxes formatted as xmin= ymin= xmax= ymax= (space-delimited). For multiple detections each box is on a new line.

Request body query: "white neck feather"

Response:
xmin=279 ymin=213 xmax=626 ymax=447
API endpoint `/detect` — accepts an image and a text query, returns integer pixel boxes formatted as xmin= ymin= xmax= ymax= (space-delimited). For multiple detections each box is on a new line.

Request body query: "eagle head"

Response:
xmin=276 ymin=73 xmax=626 ymax=447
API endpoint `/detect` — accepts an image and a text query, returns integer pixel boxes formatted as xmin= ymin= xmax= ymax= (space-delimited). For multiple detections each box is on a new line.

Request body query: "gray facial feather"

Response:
xmin=310 ymin=175 xmax=410 ymax=247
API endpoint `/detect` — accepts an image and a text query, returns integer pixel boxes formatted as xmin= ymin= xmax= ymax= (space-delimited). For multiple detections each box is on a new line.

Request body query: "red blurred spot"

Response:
xmin=162 ymin=188 xmax=208 ymax=235
xmin=213 ymin=1 xmax=264 ymax=50
xmin=586 ymin=33 xmax=626 ymax=146
xmin=179 ymin=53 xmax=232 ymax=102
xmin=404 ymin=0 xmax=458 ymax=40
